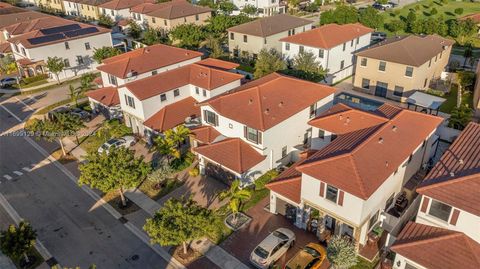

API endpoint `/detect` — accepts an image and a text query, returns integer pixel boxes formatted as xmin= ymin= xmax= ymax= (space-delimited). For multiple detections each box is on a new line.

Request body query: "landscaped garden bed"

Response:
xmin=102 ymin=191 xmax=140 ymax=215
xmin=138 ymin=177 xmax=184 ymax=200
xmin=224 ymin=212 xmax=251 ymax=231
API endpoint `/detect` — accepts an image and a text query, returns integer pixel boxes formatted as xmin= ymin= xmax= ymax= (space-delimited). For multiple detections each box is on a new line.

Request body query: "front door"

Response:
xmin=375 ymin=82 xmax=388 ymax=98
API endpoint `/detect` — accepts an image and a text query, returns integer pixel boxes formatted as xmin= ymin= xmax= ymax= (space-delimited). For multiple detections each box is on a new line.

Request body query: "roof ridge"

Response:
xmin=465 ymin=237 xmax=480 ymax=266
xmin=254 ymin=85 xmax=265 ymax=130
xmin=236 ymin=138 xmax=243 ymax=171
xmin=348 ymin=154 xmax=368 ymax=198
xmin=266 ymin=176 xmax=301 ymax=187
xmin=394 ymin=231 xmax=463 ymax=249
xmin=418 ymin=172 xmax=480 ymax=192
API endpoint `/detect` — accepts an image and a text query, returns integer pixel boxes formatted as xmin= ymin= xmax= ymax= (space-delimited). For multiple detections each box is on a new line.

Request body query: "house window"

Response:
xmin=361 ymin=78 xmax=370 ymax=89
xmin=243 ymin=35 xmax=247 ymax=43
xmin=202 ymin=89 xmax=206 ymax=97
xmin=264 ymin=38 xmax=267 ymax=45
xmin=13 ymin=44 xmax=18 ymax=52
xmin=299 ymin=46 xmax=304 ymax=53
xmin=109 ymin=74 xmax=117 ymax=85
xmin=246 ymin=127 xmax=260 ymax=143
xmin=63 ymin=59 xmax=70 ymax=68
xmin=195 ymin=87 xmax=199 ymax=94
xmin=76 ymin=56 xmax=84 ymax=65
xmin=110 ymin=10 xmax=114 ymax=16
xmin=424 ymin=78 xmax=428 ymax=88
xmin=428 ymin=59 xmax=432 ymax=67
xmin=393 ymin=86 xmax=404 ymax=97
xmin=164 ymin=20 xmax=167 ymax=26
xmin=309 ymin=104 xmax=316 ymax=118
xmin=435 ymin=55 xmax=437 ymax=62
xmin=152 ymin=70 xmax=157 ymax=75
xmin=281 ymin=146 xmax=287 ymax=158
xmin=233 ymin=49 xmax=239 ymax=57
xmin=21 ymin=47 xmax=26 ymax=55
xmin=405 ymin=66 xmax=413 ymax=77
xmin=360 ymin=58 xmax=367 ymax=67
xmin=440 ymin=51 xmax=443 ymax=59
xmin=125 ymin=95 xmax=135 ymax=108
xmin=318 ymin=49 xmax=324 ymax=58
xmin=356 ymin=37 xmax=359 ymax=44
xmin=85 ymin=42 xmax=90 ymax=50
xmin=340 ymin=60 xmax=345 ymax=69
xmin=195 ymin=14 xmax=199 ymax=21
xmin=368 ymin=211 xmax=379 ymax=230
xmin=230 ymin=32 xmax=234 ymax=40
xmin=160 ymin=93 xmax=167 ymax=102
xmin=152 ymin=17 xmax=156 ymax=23
xmin=325 ymin=185 xmax=338 ymax=203
xmin=204 ymin=110 xmax=217 ymax=125
xmin=342 ymin=43 xmax=346 ymax=51
xmin=291 ymin=28 xmax=295 ymax=35
xmin=428 ymin=200 xmax=452 ymax=222
xmin=318 ymin=129 xmax=325 ymax=139
xmin=285 ymin=43 xmax=290 ymax=51
xmin=350 ymin=40 xmax=354 ymax=47
xmin=173 ymin=89 xmax=180 ymax=97
xmin=379 ymin=61 xmax=386 ymax=71
xmin=184 ymin=18 xmax=187 ymax=23
xmin=65 ymin=42 xmax=70 ymax=50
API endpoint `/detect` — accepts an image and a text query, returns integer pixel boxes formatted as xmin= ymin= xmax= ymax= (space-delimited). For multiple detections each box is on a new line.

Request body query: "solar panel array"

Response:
xmin=26 ymin=25 xmax=101 ymax=46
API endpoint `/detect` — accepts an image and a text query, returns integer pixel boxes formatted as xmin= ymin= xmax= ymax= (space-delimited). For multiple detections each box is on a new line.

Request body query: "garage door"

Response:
xmin=205 ymin=162 xmax=237 ymax=186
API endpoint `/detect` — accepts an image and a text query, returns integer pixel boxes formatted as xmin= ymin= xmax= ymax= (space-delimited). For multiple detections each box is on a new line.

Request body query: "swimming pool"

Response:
xmin=334 ymin=92 xmax=384 ymax=111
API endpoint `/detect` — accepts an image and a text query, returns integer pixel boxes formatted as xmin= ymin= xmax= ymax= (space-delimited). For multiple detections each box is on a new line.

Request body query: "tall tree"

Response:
xmin=0 ymin=56 xmax=17 ymax=75
xmin=46 ymin=56 xmax=65 ymax=84
xmin=217 ymin=1 xmax=236 ymax=14
xmin=197 ymin=0 xmax=215 ymax=8
xmin=205 ymin=35 xmax=225 ymax=58
xmin=92 ymin=47 xmax=121 ymax=64
xmin=143 ymin=27 xmax=163 ymax=45
xmin=320 ymin=4 xmax=358 ymax=25
xmin=219 ymin=179 xmax=251 ymax=224
xmin=405 ymin=10 xmax=417 ymax=33
xmin=241 ymin=4 xmax=257 ymax=16
xmin=327 ymin=235 xmax=358 ymax=269
xmin=98 ymin=14 xmax=115 ymax=28
xmin=448 ymin=105 xmax=473 ymax=130
xmin=448 ymin=19 xmax=478 ymax=46
xmin=169 ymin=24 xmax=206 ymax=48
xmin=289 ymin=51 xmax=327 ymax=82
xmin=128 ymin=20 xmax=142 ymax=39
xmin=386 ymin=19 xmax=405 ymax=35
xmin=154 ymin=126 xmax=191 ymax=161
xmin=0 ymin=221 xmax=37 ymax=264
xmin=68 ymin=84 xmax=81 ymax=107
xmin=28 ymin=112 xmax=84 ymax=156
xmin=205 ymin=14 xmax=252 ymax=37
xmin=359 ymin=6 xmax=383 ymax=29
xmin=79 ymin=147 xmax=151 ymax=206
xmin=144 ymin=197 xmax=215 ymax=254
xmin=254 ymin=49 xmax=286 ymax=79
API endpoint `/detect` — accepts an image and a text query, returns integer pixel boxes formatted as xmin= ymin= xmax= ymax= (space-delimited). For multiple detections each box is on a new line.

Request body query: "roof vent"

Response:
xmin=385 ymin=161 xmax=389 ymax=167
xmin=339 ymin=114 xmax=343 ymax=120
xmin=346 ymin=117 xmax=350 ymax=124
xmin=248 ymin=99 xmax=253 ymax=104
xmin=459 ymin=159 xmax=464 ymax=165
xmin=278 ymin=101 xmax=284 ymax=107
xmin=264 ymin=108 xmax=270 ymax=114
xmin=392 ymin=125 xmax=397 ymax=132
xmin=378 ymin=137 xmax=384 ymax=144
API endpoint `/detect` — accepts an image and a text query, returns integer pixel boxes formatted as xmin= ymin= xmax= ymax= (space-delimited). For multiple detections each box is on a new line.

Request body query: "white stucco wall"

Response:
xmin=393 ymin=254 xmax=427 ymax=269
xmin=101 ymin=7 xmax=131 ymax=21
xmin=63 ymin=0 xmax=81 ymax=16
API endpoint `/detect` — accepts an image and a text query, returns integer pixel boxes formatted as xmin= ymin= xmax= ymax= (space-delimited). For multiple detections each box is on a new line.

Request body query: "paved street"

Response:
xmin=0 ymin=94 xmax=174 ymax=268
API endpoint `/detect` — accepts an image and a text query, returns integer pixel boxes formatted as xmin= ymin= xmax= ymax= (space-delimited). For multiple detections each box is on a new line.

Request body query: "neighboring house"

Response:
xmin=353 ymin=35 xmax=454 ymax=102
xmin=391 ymin=221 xmax=480 ymax=269
xmin=0 ymin=10 xmax=49 ymax=43
xmin=227 ymin=14 xmax=313 ymax=58
xmin=141 ymin=0 xmax=212 ymax=34
xmin=78 ymin=0 xmax=111 ymax=21
xmin=98 ymin=0 xmax=154 ymax=22
xmin=265 ymin=103 xmax=443 ymax=260
xmin=7 ymin=22 xmax=112 ymax=80
xmin=414 ymin=122 xmax=480 ymax=243
xmin=63 ymin=0 xmax=84 ymax=16
xmin=118 ymin=60 xmax=243 ymax=140
xmin=37 ymin=0 xmax=65 ymax=13
xmin=129 ymin=2 xmax=162 ymax=28
xmin=194 ymin=72 xmax=336 ymax=185
xmin=96 ymin=44 xmax=203 ymax=88
xmin=280 ymin=23 xmax=373 ymax=84
xmin=85 ymin=86 xmax=121 ymax=119
xmin=474 ymin=62 xmax=480 ymax=118
xmin=231 ymin=0 xmax=285 ymax=17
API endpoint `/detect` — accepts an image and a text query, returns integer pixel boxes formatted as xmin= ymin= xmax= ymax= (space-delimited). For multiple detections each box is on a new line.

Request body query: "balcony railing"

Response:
xmin=381 ymin=195 xmax=421 ymax=236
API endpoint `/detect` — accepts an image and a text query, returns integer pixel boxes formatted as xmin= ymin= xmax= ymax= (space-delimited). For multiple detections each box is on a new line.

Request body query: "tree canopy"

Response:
xmin=254 ymin=49 xmax=286 ymax=79
xmin=282 ymin=51 xmax=327 ymax=82
xmin=128 ymin=20 xmax=142 ymax=39
xmin=219 ymin=179 xmax=251 ymax=223
xmin=358 ymin=6 xmax=383 ymax=29
xmin=205 ymin=14 xmax=253 ymax=37
xmin=46 ymin=56 xmax=65 ymax=84
xmin=0 ymin=221 xmax=37 ymax=264
xmin=98 ymin=14 xmax=115 ymax=28
xmin=320 ymin=4 xmax=358 ymax=25
xmin=169 ymin=23 xmax=206 ymax=48
xmin=92 ymin=47 xmax=121 ymax=64
xmin=327 ymin=235 xmax=358 ymax=269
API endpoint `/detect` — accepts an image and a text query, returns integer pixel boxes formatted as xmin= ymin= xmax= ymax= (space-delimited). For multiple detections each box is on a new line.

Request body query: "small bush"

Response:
xmin=171 ymin=152 xmax=195 ymax=171
xmin=22 ymin=74 xmax=48 ymax=84
xmin=430 ymin=8 xmax=438 ymax=15
xmin=189 ymin=167 xmax=199 ymax=177
xmin=454 ymin=8 xmax=463 ymax=15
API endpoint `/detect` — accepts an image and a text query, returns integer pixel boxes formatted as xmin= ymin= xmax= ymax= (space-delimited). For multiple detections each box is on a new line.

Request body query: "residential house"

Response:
xmin=85 ymin=86 xmax=121 ymax=119
xmin=118 ymin=60 xmax=243 ymax=140
xmin=353 ymin=35 xmax=454 ymax=101
xmin=391 ymin=122 xmax=480 ymax=269
xmin=266 ymin=103 xmax=443 ymax=260
xmin=231 ymin=0 xmax=285 ymax=17
xmin=140 ymin=0 xmax=212 ymax=34
xmin=7 ymin=22 xmax=112 ymax=79
xmin=98 ymin=0 xmax=154 ymax=22
xmin=63 ymin=0 xmax=85 ymax=16
xmin=130 ymin=2 xmax=162 ymax=28
xmin=227 ymin=14 xmax=313 ymax=58
xmin=78 ymin=0 xmax=111 ymax=21
xmin=37 ymin=0 xmax=65 ymax=13
xmin=0 ymin=10 xmax=49 ymax=43
xmin=194 ymin=73 xmax=336 ymax=184
xmin=280 ymin=23 xmax=373 ymax=84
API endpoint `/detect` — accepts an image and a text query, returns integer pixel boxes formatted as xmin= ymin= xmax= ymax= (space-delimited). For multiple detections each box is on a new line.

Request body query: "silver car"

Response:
xmin=98 ymin=136 xmax=136 ymax=154
xmin=250 ymin=228 xmax=296 ymax=269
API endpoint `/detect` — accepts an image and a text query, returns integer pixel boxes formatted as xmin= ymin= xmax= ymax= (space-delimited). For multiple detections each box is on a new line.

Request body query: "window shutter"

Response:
xmin=338 ymin=190 xmax=344 ymax=206
xmin=257 ymin=131 xmax=262 ymax=144
xmin=450 ymin=209 xmax=460 ymax=225
xmin=420 ymin=197 xmax=430 ymax=213
xmin=319 ymin=182 xmax=325 ymax=197
xmin=244 ymin=126 xmax=247 ymax=139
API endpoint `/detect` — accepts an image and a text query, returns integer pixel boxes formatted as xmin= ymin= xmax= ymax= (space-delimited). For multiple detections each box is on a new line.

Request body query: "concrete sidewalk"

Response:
xmin=0 ymin=250 xmax=16 ymax=269
xmin=125 ymin=189 xmax=162 ymax=216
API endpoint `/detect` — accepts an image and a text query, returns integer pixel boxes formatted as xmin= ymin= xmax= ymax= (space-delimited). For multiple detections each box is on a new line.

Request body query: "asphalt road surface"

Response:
xmin=0 ymin=94 xmax=174 ymax=269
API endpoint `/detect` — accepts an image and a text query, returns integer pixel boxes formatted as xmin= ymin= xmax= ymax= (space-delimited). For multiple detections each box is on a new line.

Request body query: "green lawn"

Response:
xmin=78 ymin=133 xmax=104 ymax=154
xmin=428 ymin=84 xmax=474 ymax=113
xmin=350 ymin=257 xmax=379 ymax=269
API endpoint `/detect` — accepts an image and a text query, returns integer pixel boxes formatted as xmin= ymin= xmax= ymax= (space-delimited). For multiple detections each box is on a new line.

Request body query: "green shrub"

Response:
xmin=22 ymin=74 xmax=48 ymax=84
xmin=430 ymin=8 xmax=438 ymax=15
xmin=189 ymin=167 xmax=199 ymax=177
xmin=254 ymin=170 xmax=279 ymax=191
xmin=171 ymin=152 xmax=195 ymax=171
xmin=454 ymin=8 xmax=463 ymax=15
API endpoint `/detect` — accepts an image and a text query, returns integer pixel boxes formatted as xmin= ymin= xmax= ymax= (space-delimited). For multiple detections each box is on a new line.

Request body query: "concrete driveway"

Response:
xmin=220 ymin=197 xmax=329 ymax=269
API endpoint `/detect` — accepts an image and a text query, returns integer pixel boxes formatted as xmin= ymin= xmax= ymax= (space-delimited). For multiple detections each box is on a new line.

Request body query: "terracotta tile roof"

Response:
xmin=190 ymin=125 xmax=222 ymax=144
xmin=97 ymin=44 xmax=203 ymax=79
xmin=374 ymin=103 xmax=403 ymax=119
xmin=4 ymin=16 xmax=71 ymax=35
xmin=143 ymin=97 xmax=199 ymax=132
xmin=130 ymin=2 xmax=163 ymax=13
xmin=203 ymin=73 xmax=336 ymax=131
xmin=227 ymin=14 xmax=313 ymax=37
xmin=356 ymin=35 xmax=455 ymax=67
xmin=99 ymin=0 xmax=154 ymax=10
xmin=196 ymin=58 xmax=239 ymax=70
xmin=460 ymin=13 xmax=480 ymax=23
xmin=297 ymin=109 xmax=443 ymax=200
xmin=0 ymin=3 xmax=26 ymax=15
xmin=0 ymin=43 xmax=12 ymax=54
xmin=145 ymin=0 xmax=211 ymax=20
xmin=85 ymin=86 xmax=120 ymax=106
xmin=0 ymin=11 xmax=47 ymax=30
xmin=124 ymin=62 xmax=243 ymax=100
xmin=78 ymin=0 xmax=111 ymax=7
xmin=308 ymin=103 xmax=388 ymax=135
xmin=194 ymin=138 xmax=266 ymax=174
xmin=392 ymin=222 xmax=480 ymax=269
xmin=417 ymin=122 xmax=480 ymax=216
xmin=280 ymin=23 xmax=373 ymax=49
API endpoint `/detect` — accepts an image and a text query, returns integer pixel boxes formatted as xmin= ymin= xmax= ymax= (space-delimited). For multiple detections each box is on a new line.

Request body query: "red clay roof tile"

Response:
xmin=190 ymin=125 xmax=222 ymax=144
xmin=85 ymin=86 xmax=120 ymax=106
xmin=143 ymin=96 xmax=199 ymax=132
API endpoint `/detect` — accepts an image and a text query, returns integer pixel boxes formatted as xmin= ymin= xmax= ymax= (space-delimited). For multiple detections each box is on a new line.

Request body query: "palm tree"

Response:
xmin=68 ymin=84 xmax=80 ymax=107
xmin=154 ymin=135 xmax=178 ymax=162
xmin=219 ymin=179 xmax=252 ymax=224
xmin=169 ymin=125 xmax=191 ymax=148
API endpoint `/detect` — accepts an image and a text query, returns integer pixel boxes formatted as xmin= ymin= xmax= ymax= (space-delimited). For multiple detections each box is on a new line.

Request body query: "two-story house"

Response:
xmin=231 ymin=0 xmax=285 ymax=17
xmin=280 ymin=23 xmax=373 ymax=84
xmin=353 ymin=35 xmax=454 ymax=102
xmin=129 ymin=2 xmax=162 ymax=28
xmin=391 ymin=122 xmax=480 ymax=269
xmin=98 ymin=0 xmax=154 ymax=21
xmin=7 ymin=21 xmax=112 ymax=80
xmin=227 ymin=14 xmax=313 ymax=59
xmin=118 ymin=61 xmax=243 ymax=140
xmin=266 ymin=103 xmax=443 ymax=260
xmin=37 ymin=0 xmax=65 ymax=13
xmin=77 ymin=0 xmax=111 ymax=21
xmin=63 ymin=0 xmax=83 ymax=16
xmin=193 ymin=72 xmax=336 ymax=185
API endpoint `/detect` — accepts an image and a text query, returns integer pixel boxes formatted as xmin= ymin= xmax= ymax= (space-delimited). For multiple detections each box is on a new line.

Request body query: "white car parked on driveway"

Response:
xmin=250 ymin=228 xmax=296 ymax=269
xmin=98 ymin=136 xmax=136 ymax=154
